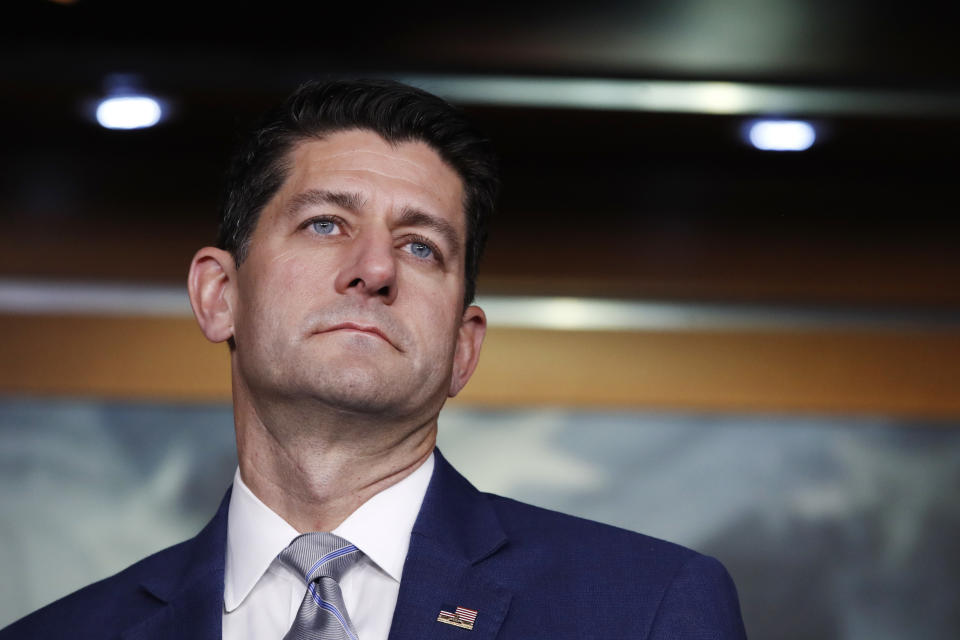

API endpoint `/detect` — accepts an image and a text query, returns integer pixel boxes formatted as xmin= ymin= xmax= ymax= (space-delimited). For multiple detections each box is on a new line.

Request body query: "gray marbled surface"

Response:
xmin=1 ymin=397 xmax=958 ymax=638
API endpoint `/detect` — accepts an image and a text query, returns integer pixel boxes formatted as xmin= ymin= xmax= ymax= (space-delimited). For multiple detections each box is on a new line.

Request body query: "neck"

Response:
xmin=233 ymin=390 xmax=438 ymax=533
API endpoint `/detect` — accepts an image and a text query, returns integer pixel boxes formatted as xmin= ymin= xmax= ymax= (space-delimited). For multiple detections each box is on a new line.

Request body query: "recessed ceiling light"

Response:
xmin=95 ymin=96 xmax=163 ymax=130
xmin=747 ymin=119 xmax=816 ymax=151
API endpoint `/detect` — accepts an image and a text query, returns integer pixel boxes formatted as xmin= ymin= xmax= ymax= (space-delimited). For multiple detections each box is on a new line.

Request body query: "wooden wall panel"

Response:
xmin=466 ymin=328 xmax=960 ymax=417
xmin=0 ymin=315 xmax=231 ymax=401
xmin=1 ymin=314 xmax=957 ymax=418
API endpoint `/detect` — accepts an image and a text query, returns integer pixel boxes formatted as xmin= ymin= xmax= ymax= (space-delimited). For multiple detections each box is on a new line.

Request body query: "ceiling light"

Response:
xmin=95 ymin=95 xmax=163 ymax=130
xmin=747 ymin=119 xmax=816 ymax=151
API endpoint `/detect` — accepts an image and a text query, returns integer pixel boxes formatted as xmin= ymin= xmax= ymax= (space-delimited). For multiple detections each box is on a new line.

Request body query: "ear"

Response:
xmin=187 ymin=247 xmax=237 ymax=344
xmin=448 ymin=304 xmax=487 ymax=397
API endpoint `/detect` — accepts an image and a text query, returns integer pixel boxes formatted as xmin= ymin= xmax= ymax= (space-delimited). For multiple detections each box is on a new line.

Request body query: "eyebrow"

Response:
xmin=284 ymin=189 xmax=366 ymax=217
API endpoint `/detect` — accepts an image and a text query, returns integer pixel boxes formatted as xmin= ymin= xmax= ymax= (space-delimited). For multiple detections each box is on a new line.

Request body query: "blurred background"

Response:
xmin=2 ymin=1 xmax=959 ymax=637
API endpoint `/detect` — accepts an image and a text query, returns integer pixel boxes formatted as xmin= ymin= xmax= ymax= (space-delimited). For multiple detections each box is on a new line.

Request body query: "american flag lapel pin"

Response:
xmin=437 ymin=604 xmax=478 ymax=630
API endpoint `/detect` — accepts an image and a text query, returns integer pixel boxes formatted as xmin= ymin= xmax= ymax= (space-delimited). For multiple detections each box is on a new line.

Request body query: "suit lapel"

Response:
xmin=388 ymin=450 xmax=512 ymax=640
xmin=122 ymin=488 xmax=231 ymax=640
xmin=119 ymin=451 xmax=513 ymax=640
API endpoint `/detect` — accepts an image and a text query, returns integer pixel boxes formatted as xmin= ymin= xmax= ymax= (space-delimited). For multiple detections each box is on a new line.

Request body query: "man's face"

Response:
xmin=225 ymin=128 xmax=482 ymax=422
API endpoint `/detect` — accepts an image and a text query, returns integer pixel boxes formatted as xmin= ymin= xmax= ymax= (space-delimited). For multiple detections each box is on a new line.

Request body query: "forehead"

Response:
xmin=276 ymin=129 xmax=466 ymax=230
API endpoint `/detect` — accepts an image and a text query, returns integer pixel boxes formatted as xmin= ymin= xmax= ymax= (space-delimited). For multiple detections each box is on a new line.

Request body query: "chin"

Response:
xmin=304 ymin=367 xmax=411 ymax=414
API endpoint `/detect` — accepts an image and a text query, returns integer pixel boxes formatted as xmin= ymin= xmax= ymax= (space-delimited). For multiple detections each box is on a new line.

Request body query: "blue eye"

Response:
xmin=310 ymin=219 xmax=338 ymax=235
xmin=409 ymin=242 xmax=433 ymax=259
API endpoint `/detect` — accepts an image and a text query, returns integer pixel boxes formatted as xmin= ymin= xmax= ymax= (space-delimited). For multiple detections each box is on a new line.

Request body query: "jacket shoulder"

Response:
xmin=486 ymin=492 xmax=697 ymax=567
xmin=482 ymin=493 xmax=747 ymax=638
xmin=0 ymin=538 xmax=194 ymax=638
xmin=1 ymin=487 xmax=231 ymax=639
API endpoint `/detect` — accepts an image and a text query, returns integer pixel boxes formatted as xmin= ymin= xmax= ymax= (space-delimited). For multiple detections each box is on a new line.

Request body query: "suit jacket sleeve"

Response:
xmin=646 ymin=553 xmax=747 ymax=640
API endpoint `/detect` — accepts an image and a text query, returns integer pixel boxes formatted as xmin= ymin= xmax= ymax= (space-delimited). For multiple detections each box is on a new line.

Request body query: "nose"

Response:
xmin=334 ymin=229 xmax=398 ymax=304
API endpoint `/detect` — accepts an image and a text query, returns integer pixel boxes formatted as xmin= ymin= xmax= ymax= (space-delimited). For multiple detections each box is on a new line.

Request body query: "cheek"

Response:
xmin=258 ymin=249 xmax=330 ymax=295
xmin=238 ymin=258 xmax=314 ymax=333
xmin=412 ymin=292 xmax=462 ymax=354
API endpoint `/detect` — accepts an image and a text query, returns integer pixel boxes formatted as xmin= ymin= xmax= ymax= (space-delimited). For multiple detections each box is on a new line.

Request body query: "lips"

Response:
xmin=318 ymin=322 xmax=399 ymax=350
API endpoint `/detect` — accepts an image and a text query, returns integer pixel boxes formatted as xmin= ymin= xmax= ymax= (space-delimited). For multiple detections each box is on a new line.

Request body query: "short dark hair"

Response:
xmin=216 ymin=78 xmax=499 ymax=308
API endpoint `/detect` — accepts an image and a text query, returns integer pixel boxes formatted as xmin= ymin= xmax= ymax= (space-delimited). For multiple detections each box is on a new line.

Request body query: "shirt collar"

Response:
xmin=223 ymin=452 xmax=434 ymax=611
xmin=333 ymin=452 xmax=434 ymax=583
xmin=224 ymin=467 xmax=299 ymax=612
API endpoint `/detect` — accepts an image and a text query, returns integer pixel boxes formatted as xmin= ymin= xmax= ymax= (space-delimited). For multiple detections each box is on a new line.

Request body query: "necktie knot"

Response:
xmin=278 ymin=531 xmax=361 ymax=584
xmin=277 ymin=532 xmax=362 ymax=640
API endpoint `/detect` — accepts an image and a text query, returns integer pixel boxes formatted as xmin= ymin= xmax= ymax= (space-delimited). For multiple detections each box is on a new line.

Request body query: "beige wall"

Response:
xmin=3 ymin=313 xmax=957 ymax=418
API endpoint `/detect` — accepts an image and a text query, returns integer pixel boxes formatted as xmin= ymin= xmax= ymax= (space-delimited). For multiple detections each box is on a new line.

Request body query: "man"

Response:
xmin=1 ymin=79 xmax=747 ymax=639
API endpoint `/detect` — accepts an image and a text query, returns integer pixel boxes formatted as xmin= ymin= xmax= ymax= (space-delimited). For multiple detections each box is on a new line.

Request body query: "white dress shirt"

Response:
xmin=222 ymin=453 xmax=434 ymax=640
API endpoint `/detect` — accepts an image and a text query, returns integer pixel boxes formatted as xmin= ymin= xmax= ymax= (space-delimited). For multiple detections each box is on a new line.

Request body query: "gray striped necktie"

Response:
xmin=277 ymin=532 xmax=362 ymax=640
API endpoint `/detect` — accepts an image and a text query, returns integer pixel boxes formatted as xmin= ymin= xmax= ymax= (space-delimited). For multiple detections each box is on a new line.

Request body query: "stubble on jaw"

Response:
xmin=230 ymin=325 xmax=454 ymax=445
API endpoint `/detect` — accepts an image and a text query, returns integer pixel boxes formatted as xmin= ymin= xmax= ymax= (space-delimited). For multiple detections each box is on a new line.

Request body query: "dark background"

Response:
xmin=3 ymin=0 xmax=959 ymax=307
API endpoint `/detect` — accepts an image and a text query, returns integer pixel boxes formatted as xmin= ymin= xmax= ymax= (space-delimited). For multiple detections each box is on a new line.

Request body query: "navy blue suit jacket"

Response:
xmin=1 ymin=449 xmax=747 ymax=639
